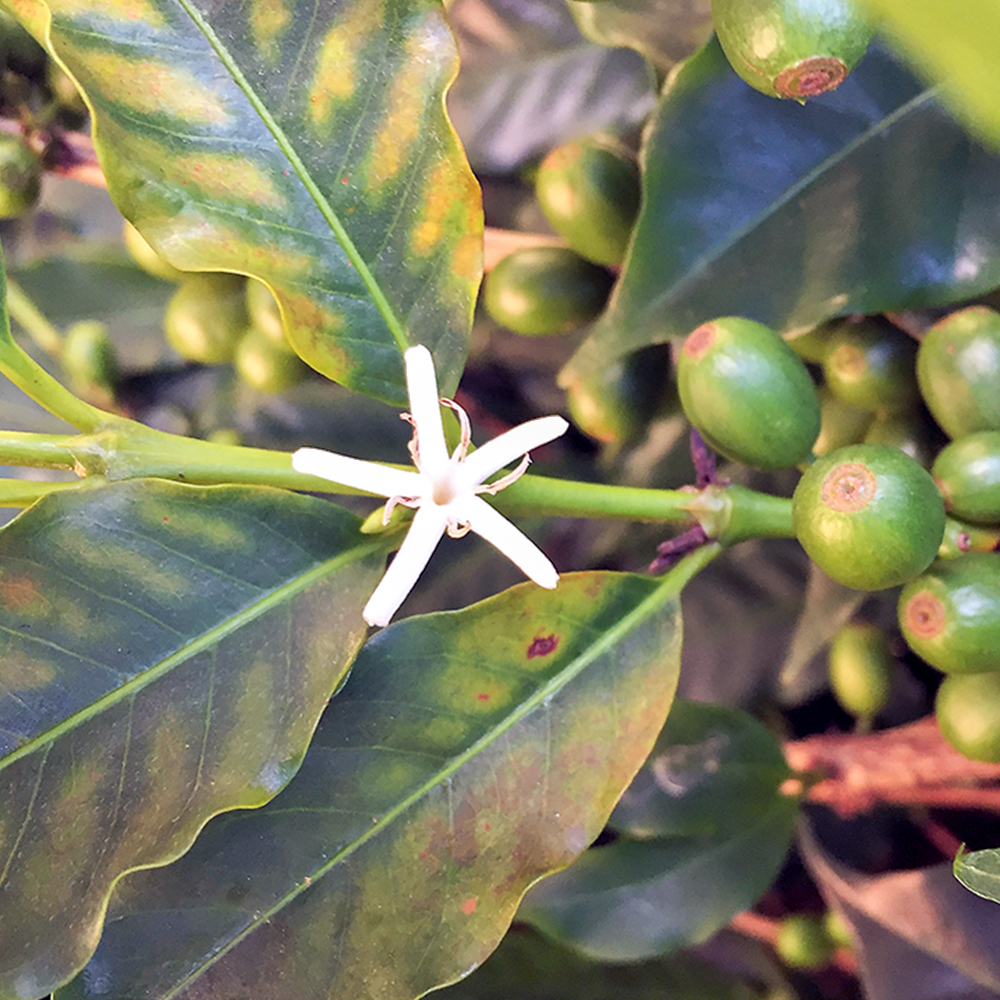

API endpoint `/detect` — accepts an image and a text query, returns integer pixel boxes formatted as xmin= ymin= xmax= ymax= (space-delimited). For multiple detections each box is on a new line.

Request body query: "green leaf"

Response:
xmin=59 ymin=571 xmax=683 ymax=1000
xmin=449 ymin=0 xmax=654 ymax=174
xmin=9 ymin=0 xmax=482 ymax=404
xmin=0 ymin=480 xmax=383 ymax=999
xmin=859 ymin=0 xmax=1000 ymax=150
xmin=955 ymin=847 xmax=1000 ymax=905
xmin=435 ymin=925 xmax=760 ymax=1000
xmin=609 ymin=699 xmax=791 ymax=840
xmin=566 ymin=0 xmax=712 ymax=72
xmin=564 ymin=40 xmax=1000 ymax=382
xmin=518 ymin=700 xmax=797 ymax=961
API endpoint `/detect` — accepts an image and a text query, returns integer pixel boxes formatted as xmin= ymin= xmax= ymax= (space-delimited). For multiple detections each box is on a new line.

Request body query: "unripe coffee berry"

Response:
xmin=677 ymin=316 xmax=820 ymax=470
xmin=828 ymin=623 xmax=893 ymax=718
xmin=936 ymin=673 xmax=1000 ymax=762
xmin=775 ymin=915 xmax=835 ymax=969
xmin=932 ymin=431 xmax=1000 ymax=525
xmin=898 ymin=553 xmax=1000 ymax=674
xmin=793 ymin=444 xmax=945 ymax=590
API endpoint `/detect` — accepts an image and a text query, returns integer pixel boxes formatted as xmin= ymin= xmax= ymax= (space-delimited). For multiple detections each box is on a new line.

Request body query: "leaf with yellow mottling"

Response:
xmin=58 ymin=572 xmax=685 ymax=1000
xmin=0 ymin=479 xmax=385 ymax=1000
xmin=5 ymin=0 xmax=481 ymax=403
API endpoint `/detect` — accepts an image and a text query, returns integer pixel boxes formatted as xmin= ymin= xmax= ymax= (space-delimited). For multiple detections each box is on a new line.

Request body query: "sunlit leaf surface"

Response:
xmin=60 ymin=572 xmax=682 ymax=1000
xmin=0 ymin=480 xmax=383 ymax=999
xmin=566 ymin=40 xmax=1000 ymax=381
xmin=6 ymin=0 xmax=482 ymax=403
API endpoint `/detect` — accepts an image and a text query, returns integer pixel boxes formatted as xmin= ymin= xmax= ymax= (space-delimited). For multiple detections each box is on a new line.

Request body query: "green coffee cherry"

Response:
xmin=822 ymin=318 xmax=919 ymax=413
xmin=824 ymin=911 xmax=853 ymax=950
xmin=775 ymin=915 xmax=835 ymax=970
xmin=936 ymin=673 xmax=1000 ymax=763
xmin=918 ymin=306 xmax=1000 ymax=439
xmin=793 ymin=444 xmax=946 ymax=590
xmin=483 ymin=248 xmax=612 ymax=337
xmin=245 ymin=278 xmax=291 ymax=350
xmin=235 ymin=326 xmax=309 ymax=393
xmin=164 ymin=274 xmax=248 ymax=365
xmin=863 ymin=410 xmax=943 ymax=469
xmin=123 ymin=221 xmax=186 ymax=282
xmin=564 ymin=343 xmax=675 ymax=445
xmin=535 ymin=136 xmax=640 ymax=267
xmin=0 ymin=135 xmax=40 ymax=218
xmin=711 ymin=0 xmax=874 ymax=100
xmin=677 ymin=317 xmax=820 ymax=470
xmin=899 ymin=553 xmax=1000 ymax=675
xmin=61 ymin=320 xmax=119 ymax=405
xmin=785 ymin=320 xmax=837 ymax=364
xmin=938 ymin=517 xmax=1000 ymax=560
xmin=813 ymin=387 xmax=873 ymax=457
xmin=933 ymin=431 xmax=1000 ymax=525
xmin=828 ymin=623 xmax=893 ymax=718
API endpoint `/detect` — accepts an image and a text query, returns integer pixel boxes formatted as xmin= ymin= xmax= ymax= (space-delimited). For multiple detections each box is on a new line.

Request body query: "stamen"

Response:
xmin=447 ymin=520 xmax=472 ymax=539
xmin=476 ymin=453 xmax=531 ymax=496
xmin=400 ymin=411 xmax=420 ymax=467
xmin=382 ymin=494 xmax=420 ymax=524
xmin=440 ymin=397 xmax=472 ymax=462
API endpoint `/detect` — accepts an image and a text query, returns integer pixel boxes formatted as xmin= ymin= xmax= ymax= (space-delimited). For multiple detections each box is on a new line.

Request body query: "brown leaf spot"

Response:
xmin=527 ymin=633 xmax=559 ymax=659
xmin=476 ymin=692 xmax=490 ymax=701
xmin=461 ymin=897 xmax=478 ymax=915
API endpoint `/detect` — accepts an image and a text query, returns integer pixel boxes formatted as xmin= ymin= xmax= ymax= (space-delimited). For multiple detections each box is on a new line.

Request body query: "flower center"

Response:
xmin=430 ymin=466 xmax=460 ymax=506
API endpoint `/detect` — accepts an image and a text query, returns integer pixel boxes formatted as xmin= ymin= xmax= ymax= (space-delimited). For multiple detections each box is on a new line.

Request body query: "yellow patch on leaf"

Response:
xmin=366 ymin=22 xmax=447 ymax=190
xmin=1 ymin=651 xmax=56 ymax=693
xmin=411 ymin=156 xmax=483 ymax=264
xmin=177 ymin=152 xmax=285 ymax=209
xmin=51 ymin=0 xmax=166 ymax=27
xmin=73 ymin=50 xmax=229 ymax=124
xmin=308 ymin=0 xmax=384 ymax=129
xmin=249 ymin=0 xmax=290 ymax=64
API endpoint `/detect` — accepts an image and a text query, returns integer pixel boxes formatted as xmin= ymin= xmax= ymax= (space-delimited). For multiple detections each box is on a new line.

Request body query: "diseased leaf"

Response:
xmin=565 ymin=40 xmax=1000 ymax=381
xmin=610 ymin=699 xmax=791 ymax=840
xmin=955 ymin=848 xmax=1000 ymax=906
xmin=7 ymin=0 xmax=482 ymax=404
xmin=448 ymin=0 xmax=655 ymax=174
xmin=859 ymin=0 xmax=1000 ymax=150
xmin=0 ymin=480 xmax=384 ymax=999
xmin=519 ymin=700 xmax=796 ymax=961
xmin=434 ymin=925 xmax=760 ymax=1000
xmin=60 ymin=571 xmax=683 ymax=1000
xmin=567 ymin=0 xmax=712 ymax=72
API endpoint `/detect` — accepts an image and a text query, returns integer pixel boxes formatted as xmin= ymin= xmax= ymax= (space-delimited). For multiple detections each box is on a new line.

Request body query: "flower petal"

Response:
xmin=292 ymin=448 xmax=423 ymax=498
xmin=460 ymin=415 xmax=569 ymax=489
xmin=404 ymin=345 xmax=450 ymax=478
xmin=462 ymin=495 xmax=559 ymax=589
xmin=363 ymin=504 xmax=448 ymax=627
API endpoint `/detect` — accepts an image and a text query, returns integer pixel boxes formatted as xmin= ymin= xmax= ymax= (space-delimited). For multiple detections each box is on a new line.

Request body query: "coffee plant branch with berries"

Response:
xmin=1 ymin=1 xmax=1000 ymax=999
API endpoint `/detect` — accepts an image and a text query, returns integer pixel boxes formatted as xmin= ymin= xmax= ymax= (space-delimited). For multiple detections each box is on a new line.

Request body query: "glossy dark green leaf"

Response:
xmin=519 ymin=699 xmax=797 ymax=961
xmin=519 ymin=799 xmax=796 ymax=961
xmin=610 ymin=699 xmax=791 ymax=840
xmin=860 ymin=0 xmax=1000 ymax=149
xmin=59 ymin=570 xmax=683 ymax=1000
xmin=565 ymin=40 xmax=1000 ymax=382
xmin=435 ymin=925 xmax=759 ymax=1000
xmin=9 ymin=0 xmax=482 ymax=403
xmin=448 ymin=0 xmax=654 ymax=174
xmin=0 ymin=480 xmax=383 ymax=1000
xmin=955 ymin=848 xmax=1000 ymax=906
xmin=567 ymin=0 xmax=712 ymax=72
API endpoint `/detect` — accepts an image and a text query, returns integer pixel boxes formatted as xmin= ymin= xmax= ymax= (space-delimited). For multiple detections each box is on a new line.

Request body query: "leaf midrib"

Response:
xmin=0 ymin=537 xmax=385 ymax=776
xmin=172 ymin=0 xmax=410 ymax=354
xmin=162 ymin=546 xmax=719 ymax=999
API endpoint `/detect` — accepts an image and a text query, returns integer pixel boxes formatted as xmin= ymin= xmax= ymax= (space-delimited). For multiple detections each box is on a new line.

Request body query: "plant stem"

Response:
xmin=6 ymin=279 xmax=63 ymax=356
xmin=0 ymin=476 xmax=92 ymax=506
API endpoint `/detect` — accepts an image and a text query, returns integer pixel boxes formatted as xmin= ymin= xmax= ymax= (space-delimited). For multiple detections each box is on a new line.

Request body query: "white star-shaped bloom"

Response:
xmin=292 ymin=345 xmax=569 ymax=627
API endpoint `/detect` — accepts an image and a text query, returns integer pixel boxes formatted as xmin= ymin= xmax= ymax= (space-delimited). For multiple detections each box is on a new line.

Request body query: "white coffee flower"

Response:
xmin=292 ymin=345 xmax=568 ymax=627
